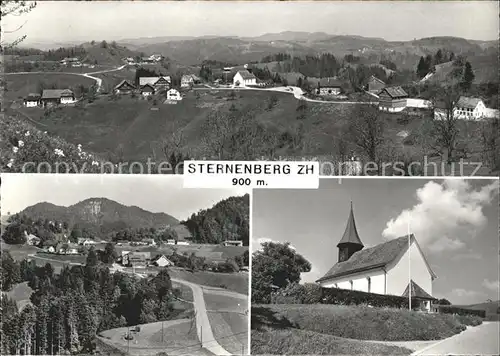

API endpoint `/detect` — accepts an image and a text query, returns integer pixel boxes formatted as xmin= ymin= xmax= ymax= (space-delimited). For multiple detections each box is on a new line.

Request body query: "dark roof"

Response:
xmin=402 ymin=280 xmax=435 ymax=300
xmin=236 ymin=70 xmax=256 ymax=80
xmin=381 ymin=86 xmax=408 ymax=99
xmin=317 ymin=235 xmax=412 ymax=282
xmin=337 ymin=202 xmax=364 ymax=247
xmin=141 ymin=83 xmax=155 ymax=91
xmin=319 ymin=78 xmax=342 ymax=87
xmin=369 ymin=75 xmax=386 ymax=85
xmin=25 ymin=93 xmax=41 ymax=101
xmin=114 ymin=80 xmax=136 ymax=90
xmin=41 ymin=89 xmax=74 ymax=100
xmin=456 ymin=96 xmax=482 ymax=109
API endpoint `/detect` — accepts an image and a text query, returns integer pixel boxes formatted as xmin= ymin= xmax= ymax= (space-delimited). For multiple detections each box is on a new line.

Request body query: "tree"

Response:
xmin=461 ymin=61 xmax=475 ymax=91
xmin=102 ymin=243 xmax=118 ymax=264
xmin=1 ymin=251 xmax=21 ymax=291
xmin=100 ymin=40 xmax=108 ymax=49
xmin=86 ymin=247 xmax=98 ymax=266
xmin=0 ymin=1 xmax=37 ymax=49
xmin=416 ymin=56 xmax=429 ymax=79
xmin=431 ymin=87 xmax=461 ymax=163
xmin=347 ymin=105 xmax=385 ymax=165
xmin=437 ymin=298 xmax=451 ymax=305
xmin=252 ymin=241 xmax=311 ymax=304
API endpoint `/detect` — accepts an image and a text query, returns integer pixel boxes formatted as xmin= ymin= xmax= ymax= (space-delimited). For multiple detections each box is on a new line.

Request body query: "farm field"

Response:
xmin=5 ymin=282 xmax=34 ymax=311
xmin=168 ymin=268 xmax=249 ymax=295
xmin=4 ymin=73 xmax=96 ymax=101
xmin=99 ymin=318 xmax=212 ymax=356
xmin=207 ymin=311 xmax=248 ymax=355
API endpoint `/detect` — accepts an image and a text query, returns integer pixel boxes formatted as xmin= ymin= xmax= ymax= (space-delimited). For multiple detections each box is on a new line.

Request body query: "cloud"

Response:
xmin=450 ymin=251 xmax=482 ymax=261
xmin=451 ymin=288 xmax=483 ymax=298
xmin=382 ymin=179 xmax=499 ymax=252
xmin=482 ymin=279 xmax=500 ymax=292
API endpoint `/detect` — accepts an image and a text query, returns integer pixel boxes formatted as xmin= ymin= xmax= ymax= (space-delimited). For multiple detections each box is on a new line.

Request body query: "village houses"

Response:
xmin=139 ymin=76 xmax=171 ymax=91
xmin=366 ymin=75 xmax=386 ymax=93
xmin=166 ymin=88 xmax=182 ymax=101
xmin=223 ymin=240 xmax=243 ymax=247
xmin=121 ymin=251 xmax=151 ymax=267
xmin=316 ymin=203 xmax=437 ymax=312
xmin=151 ymin=254 xmax=174 ymax=267
xmin=40 ymin=89 xmax=76 ymax=107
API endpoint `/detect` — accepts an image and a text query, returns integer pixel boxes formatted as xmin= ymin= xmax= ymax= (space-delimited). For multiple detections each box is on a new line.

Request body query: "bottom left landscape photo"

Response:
xmin=0 ymin=174 xmax=250 ymax=356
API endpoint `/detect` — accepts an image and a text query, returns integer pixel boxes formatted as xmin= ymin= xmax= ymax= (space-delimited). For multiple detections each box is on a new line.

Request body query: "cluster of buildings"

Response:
xmin=118 ymin=251 xmax=174 ymax=268
xmin=59 ymin=57 xmax=96 ymax=69
xmin=367 ymin=75 xmax=498 ymax=120
xmin=124 ymin=54 xmax=163 ymax=65
xmin=113 ymin=75 xmax=190 ymax=102
xmin=24 ymin=89 xmax=77 ymax=108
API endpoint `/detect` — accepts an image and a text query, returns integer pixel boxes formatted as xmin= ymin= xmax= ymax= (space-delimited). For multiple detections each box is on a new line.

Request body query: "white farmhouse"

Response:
xmin=24 ymin=93 xmax=41 ymax=108
xmin=233 ymin=70 xmax=257 ymax=87
xmin=434 ymin=96 xmax=490 ymax=121
xmin=151 ymin=254 xmax=174 ymax=267
xmin=166 ymin=89 xmax=182 ymax=101
xmin=316 ymin=203 xmax=437 ymax=312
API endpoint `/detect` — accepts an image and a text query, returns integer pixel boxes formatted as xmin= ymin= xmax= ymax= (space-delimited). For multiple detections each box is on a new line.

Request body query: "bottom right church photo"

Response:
xmin=250 ymin=177 xmax=500 ymax=356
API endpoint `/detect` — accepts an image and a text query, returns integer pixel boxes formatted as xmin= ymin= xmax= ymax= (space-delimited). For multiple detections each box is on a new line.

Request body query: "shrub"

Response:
xmin=437 ymin=305 xmax=486 ymax=318
xmin=271 ymin=283 xmax=306 ymax=304
xmin=303 ymin=283 xmax=322 ymax=304
xmin=321 ymin=287 xmax=419 ymax=309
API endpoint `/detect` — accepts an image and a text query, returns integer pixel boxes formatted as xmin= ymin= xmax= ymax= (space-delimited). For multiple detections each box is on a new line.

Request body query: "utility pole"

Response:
xmin=127 ymin=326 xmax=130 ymax=355
xmin=161 ymin=321 xmax=164 ymax=343
xmin=200 ymin=325 xmax=202 ymax=348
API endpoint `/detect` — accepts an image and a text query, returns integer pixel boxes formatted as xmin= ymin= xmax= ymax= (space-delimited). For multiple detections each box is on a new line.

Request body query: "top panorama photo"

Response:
xmin=1 ymin=1 xmax=498 ymax=176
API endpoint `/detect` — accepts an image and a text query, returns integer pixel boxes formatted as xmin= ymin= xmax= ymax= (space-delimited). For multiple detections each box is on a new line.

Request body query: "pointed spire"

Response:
xmin=337 ymin=202 xmax=364 ymax=247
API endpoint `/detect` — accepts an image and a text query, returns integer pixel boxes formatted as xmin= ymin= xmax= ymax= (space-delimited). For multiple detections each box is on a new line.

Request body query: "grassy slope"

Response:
xmin=4 ymin=73 xmax=96 ymax=101
xmin=455 ymin=300 xmax=500 ymax=321
xmin=168 ymin=268 xmax=248 ymax=295
xmin=207 ymin=312 xmax=248 ymax=355
xmin=252 ymin=328 xmax=412 ymax=355
xmin=252 ymin=304 xmax=482 ymax=341
xmin=5 ymin=282 xmax=34 ymax=310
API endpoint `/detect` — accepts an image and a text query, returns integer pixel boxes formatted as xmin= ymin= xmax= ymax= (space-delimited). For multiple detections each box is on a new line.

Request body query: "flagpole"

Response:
xmin=408 ymin=216 xmax=411 ymax=311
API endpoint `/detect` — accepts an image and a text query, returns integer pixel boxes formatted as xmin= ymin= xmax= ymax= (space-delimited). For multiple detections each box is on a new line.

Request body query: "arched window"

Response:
xmin=367 ymin=277 xmax=371 ymax=293
xmin=350 ymin=280 xmax=353 ymax=290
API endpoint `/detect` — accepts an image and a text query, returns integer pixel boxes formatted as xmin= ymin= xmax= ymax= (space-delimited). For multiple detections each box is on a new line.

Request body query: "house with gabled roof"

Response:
xmin=24 ymin=93 xmax=41 ymax=108
xmin=316 ymin=202 xmax=437 ymax=312
xmin=233 ymin=70 xmax=257 ymax=87
xmin=434 ymin=96 xmax=492 ymax=121
xmin=151 ymin=254 xmax=174 ymax=267
xmin=41 ymin=89 xmax=76 ymax=107
xmin=316 ymin=78 xmax=342 ymax=96
xmin=377 ymin=86 xmax=408 ymax=112
xmin=114 ymin=80 xmax=136 ymax=95
xmin=139 ymin=76 xmax=171 ymax=91
xmin=140 ymin=83 xmax=155 ymax=97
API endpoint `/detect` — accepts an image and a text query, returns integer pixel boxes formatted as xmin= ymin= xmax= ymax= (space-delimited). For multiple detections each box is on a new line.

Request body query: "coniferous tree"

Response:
xmin=461 ymin=61 xmax=475 ymax=91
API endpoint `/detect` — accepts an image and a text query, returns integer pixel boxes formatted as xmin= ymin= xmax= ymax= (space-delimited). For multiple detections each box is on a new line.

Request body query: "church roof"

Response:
xmin=337 ymin=202 xmax=363 ymax=247
xmin=317 ymin=235 xmax=413 ymax=282
xmin=402 ymin=280 xmax=435 ymax=300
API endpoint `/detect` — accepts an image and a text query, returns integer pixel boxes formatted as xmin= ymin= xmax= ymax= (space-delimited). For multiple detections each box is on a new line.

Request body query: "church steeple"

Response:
xmin=337 ymin=201 xmax=364 ymax=262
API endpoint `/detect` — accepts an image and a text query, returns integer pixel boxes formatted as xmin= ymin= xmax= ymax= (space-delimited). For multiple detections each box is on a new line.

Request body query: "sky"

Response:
xmin=252 ymin=178 xmax=500 ymax=305
xmin=1 ymin=174 xmax=249 ymax=221
xmin=2 ymin=1 xmax=499 ymax=45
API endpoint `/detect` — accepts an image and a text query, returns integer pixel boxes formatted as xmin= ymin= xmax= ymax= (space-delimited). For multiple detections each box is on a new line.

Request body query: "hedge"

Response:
xmin=436 ymin=305 xmax=486 ymax=318
xmin=320 ymin=287 xmax=419 ymax=309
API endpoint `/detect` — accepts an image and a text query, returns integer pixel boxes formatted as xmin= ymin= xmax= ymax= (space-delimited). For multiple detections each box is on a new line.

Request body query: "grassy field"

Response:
xmin=203 ymin=292 xmax=247 ymax=312
xmin=92 ymin=68 xmax=136 ymax=93
xmin=35 ymin=252 xmax=86 ymax=263
xmin=172 ymin=281 xmax=194 ymax=302
xmin=168 ymin=268 xmax=248 ymax=295
xmin=251 ymin=328 xmax=412 ymax=355
xmin=4 ymin=73 xmax=96 ymax=101
xmin=207 ymin=311 xmax=248 ymax=355
xmin=252 ymin=304 xmax=482 ymax=342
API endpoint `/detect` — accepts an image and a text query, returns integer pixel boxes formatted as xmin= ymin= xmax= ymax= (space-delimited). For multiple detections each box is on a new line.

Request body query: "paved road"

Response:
xmin=171 ymin=278 xmax=233 ymax=356
xmin=412 ymin=322 xmax=500 ymax=355
xmin=196 ymin=84 xmax=377 ymax=104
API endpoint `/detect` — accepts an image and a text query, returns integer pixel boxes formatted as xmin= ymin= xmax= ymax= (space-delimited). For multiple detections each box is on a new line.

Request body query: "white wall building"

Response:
xmin=166 ymin=89 xmax=182 ymax=101
xmin=317 ymin=203 xmax=437 ymax=311
xmin=233 ymin=70 xmax=257 ymax=87
xmin=434 ymin=96 xmax=490 ymax=121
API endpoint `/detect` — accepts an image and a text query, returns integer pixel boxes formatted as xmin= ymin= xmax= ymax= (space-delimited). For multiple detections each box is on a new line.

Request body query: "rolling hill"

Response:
xmin=18 ymin=197 xmax=179 ymax=232
xmin=456 ymin=300 xmax=500 ymax=321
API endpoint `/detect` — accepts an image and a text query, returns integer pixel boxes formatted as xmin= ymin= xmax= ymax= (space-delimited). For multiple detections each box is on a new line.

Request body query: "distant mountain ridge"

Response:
xmin=18 ymin=197 xmax=179 ymax=232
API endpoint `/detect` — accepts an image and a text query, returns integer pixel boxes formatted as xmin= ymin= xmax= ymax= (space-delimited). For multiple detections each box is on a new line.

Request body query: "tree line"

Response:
xmin=1 ymin=248 xmax=181 ymax=355
xmin=182 ymin=194 xmax=250 ymax=245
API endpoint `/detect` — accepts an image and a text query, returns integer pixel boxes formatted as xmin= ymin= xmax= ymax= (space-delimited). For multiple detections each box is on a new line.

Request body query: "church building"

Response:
xmin=316 ymin=203 xmax=437 ymax=311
